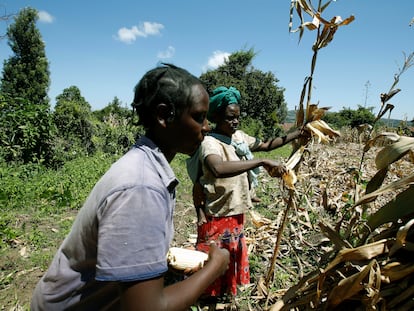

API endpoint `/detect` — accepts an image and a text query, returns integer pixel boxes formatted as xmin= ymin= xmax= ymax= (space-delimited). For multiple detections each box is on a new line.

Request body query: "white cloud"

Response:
xmin=37 ymin=11 xmax=54 ymax=23
xmin=115 ymin=21 xmax=164 ymax=44
xmin=157 ymin=46 xmax=175 ymax=59
xmin=141 ymin=21 xmax=164 ymax=36
xmin=203 ymin=50 xmax=230 ymax=71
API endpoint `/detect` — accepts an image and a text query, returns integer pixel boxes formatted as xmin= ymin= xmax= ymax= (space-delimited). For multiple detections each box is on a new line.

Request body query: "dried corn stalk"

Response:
xmin=270 ymin=134 xmax=414 ymax=310
xmin=289 ymin=0 xmax=355 ymax=48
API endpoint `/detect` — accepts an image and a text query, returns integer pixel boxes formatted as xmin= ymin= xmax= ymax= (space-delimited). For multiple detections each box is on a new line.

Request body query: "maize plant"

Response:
xmin=269 ymin=133 xmax=414 ymax=310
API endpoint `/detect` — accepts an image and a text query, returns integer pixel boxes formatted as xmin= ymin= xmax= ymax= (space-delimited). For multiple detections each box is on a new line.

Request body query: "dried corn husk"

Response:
xmin=249 ymin=210 xmax=272 ymax=228
xmin=282 ymin=146 xmax=306 ymax=190
xmin=306 ymin=119 xmax=341 ymax=143
xmin=167 ymin=247 xmax=208 ymax=271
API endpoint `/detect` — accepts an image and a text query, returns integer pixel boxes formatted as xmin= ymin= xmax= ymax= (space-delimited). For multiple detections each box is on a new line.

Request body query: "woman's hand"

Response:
xmin=262 ymin=160 xmax=287 ymax=178
xmin=207 ymin=242 xmax=230 ymax=276
xmin=196 ymin=207 xmax=207 ymax=225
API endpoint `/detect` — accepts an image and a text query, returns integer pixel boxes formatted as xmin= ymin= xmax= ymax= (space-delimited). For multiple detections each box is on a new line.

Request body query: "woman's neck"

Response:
xmin=146 ymin=131 xmax=175 ymax=163
xmin=212 ymin=128 xmax=231 ymax=138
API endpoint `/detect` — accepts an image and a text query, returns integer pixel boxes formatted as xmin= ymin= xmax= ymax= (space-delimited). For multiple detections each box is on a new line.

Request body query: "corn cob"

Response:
xmin=167 ymin=247 xmax=208 ymax=271
xmin=282 ymin=146 xmax=305 ymax=189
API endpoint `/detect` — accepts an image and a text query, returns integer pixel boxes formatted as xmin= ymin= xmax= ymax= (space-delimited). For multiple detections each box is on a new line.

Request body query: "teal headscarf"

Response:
xmin=208 ymin=86 xmax=241 ymax=121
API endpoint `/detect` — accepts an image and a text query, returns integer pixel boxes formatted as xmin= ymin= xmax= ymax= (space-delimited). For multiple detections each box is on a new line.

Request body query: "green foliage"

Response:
xmin=199 ymin=48 xmax=288 ymax=138
xmin=0 ymin=7 xmax=52 ymax=165
xmin=92 ymin=97 xmax=142 ymax=155
xmin=0 ymin=94 xmax=54 ymax=164
xmin=254 ymin=143 xmax=293 ymax=159
xmin=244 ymin=69 xmax=288 ymax=133
xmin=92 ymin=116 xmax=141 ymax=155
xmin=323 ymin=105 xmax=376 ymax=129
xmin=170 ymin=153 xmax=193 ymax=202
xmin=0 ymin=153 xmax=118 ymax=213
xmin=1 ymin=7 xmax=50 ymax=105
xmin=0 ymin=214 xmax=20 ymax=245
xmin=239 ymin=116 xmax=285 ymax=141
xmin=240 ymin=116 xmax=266 ymax=140
xmin=396 ymin=119 xmax=414 ymax=136
xmin=92 ymin=96 xmax=132 ymax=121
xmin=0 ymin=153 xmax=119 ymax=281
xmin=53 ymin=86 xmax=95 ymax=158
xmin=285 ymin=110 xmax=297 ymax=123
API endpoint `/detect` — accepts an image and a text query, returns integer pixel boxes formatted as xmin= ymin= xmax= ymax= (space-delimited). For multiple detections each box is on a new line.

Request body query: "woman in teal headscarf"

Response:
xmin=187 ymin=86 xmax=308 ymax=307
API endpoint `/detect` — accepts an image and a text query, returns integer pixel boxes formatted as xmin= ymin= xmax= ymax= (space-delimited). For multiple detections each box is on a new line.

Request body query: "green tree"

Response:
xmin=1 ymin=7 xmax=50 ymax=105
xmin=0 ymin=7 xmax=52 ymax=164
xmin=199 ymin=48 xmax=287 ymax=138
xmin=53 ymin=86 xmax=95 ymax=157
xmin=0 ymin=94 xmax=54 ymax=163
xmin=92 ymin=97 xmax=141 ymax=155
xmin=92 ymin=96 xmax=132 ymax=122
xmin=324 ymin=105 xmax=376 ymax=129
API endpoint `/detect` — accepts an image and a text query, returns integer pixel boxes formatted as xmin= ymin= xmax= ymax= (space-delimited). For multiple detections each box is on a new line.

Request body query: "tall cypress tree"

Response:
xmin=0 ymin=7 xmax=52 ymax=164
xmin=1 ymin=7 xmax=50 ymax=104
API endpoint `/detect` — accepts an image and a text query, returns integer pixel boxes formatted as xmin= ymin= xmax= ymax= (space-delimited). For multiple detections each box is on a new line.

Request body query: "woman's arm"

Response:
xmin=254 ymin=129 xmax=302 ymax=152
xmin=193 ymin=182 xmax=207 ymax=225
xmin=205 ymin=154 xmax=286 ymax=178
xmin=121 ymin=243 xmax=229 ymax=311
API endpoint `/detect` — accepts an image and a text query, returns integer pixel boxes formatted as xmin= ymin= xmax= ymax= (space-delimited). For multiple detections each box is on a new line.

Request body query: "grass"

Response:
xmin=0 ymin=153 xmax=119 ymax=309
xmin=0 ymin=144 xmax=292 ymax=309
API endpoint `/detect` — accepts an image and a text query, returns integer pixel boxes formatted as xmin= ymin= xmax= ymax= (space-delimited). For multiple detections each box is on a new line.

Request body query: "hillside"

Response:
xmin=284 ymin=109 xmax=409 ymax=127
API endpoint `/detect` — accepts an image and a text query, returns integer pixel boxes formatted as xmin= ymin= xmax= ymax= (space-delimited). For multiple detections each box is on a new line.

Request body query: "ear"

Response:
xmin=155 ymin=103 xmax=174 ymax=127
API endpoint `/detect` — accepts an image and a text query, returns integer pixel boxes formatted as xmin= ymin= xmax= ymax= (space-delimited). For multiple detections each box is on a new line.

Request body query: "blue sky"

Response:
xmin=0 ymin=0 xmax=413 ymax=120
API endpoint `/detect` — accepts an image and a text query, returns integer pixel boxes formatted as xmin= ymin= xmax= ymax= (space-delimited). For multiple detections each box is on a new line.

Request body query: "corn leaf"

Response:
xmin=297 ymin=0 xmax=315 ymax=16
xmin=376 ymin=136 xmax=414 ymax=170
xmin=305 ymin=103 xmax=318 ymax=122
xmin=388 ymin=284 xmax=414 ymax=308
xmin=319 ymin=221 xmax=352 ymax=250
xmin=322 ymin=239 xmax=389 ymax=274
xmin=367 ymin=184 xmax=414 ymax=230
xmin=364 ymin=132 xmax=400 ymax=153
xmin=354 ymin=173 xmax=414 ymax=206
xmin=303 ymin=16 xmax=320 ymax=30
xmin=249 ymin=210 xmax=272 ymax=228
xmin=286 ymin=145 xmax=305 ymax=170
xmin=320 ymin=0 xmax=334 ymax=13
xmin=338 ymin=15 xmax=355 ymax=26
xmin=382 ymin=261 xmax=414 ymax=283
xmin=389 ymin=219 xmax=414 ymax=256
xmin=295 ymin=78 xmax=307 ymax=127
xmin=374 ymin=103 xmax=395 ymax=122
xmin=326 ymin=260 xmax=380 ymax=308
xmin=365 ymin=167 xmax=388 ymax=194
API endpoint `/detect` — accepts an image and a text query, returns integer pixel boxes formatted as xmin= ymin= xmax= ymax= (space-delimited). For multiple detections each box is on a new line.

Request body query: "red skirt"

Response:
xmin=196 ymin=214 xmax=250 ymax=297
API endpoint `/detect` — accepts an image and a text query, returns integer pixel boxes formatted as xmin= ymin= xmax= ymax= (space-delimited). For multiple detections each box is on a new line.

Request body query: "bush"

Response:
xmin=0 ymin=95 xmax=54 ymax=164
xmin=0 ymin=153 xmax=119 ymax=213
xmin=92 ymin=114 xmax=142 ymax=155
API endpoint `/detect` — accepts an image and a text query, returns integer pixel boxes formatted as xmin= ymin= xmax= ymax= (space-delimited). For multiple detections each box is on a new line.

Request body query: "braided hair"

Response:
xmin=132 ymin=63 xmax=202 ymax=128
